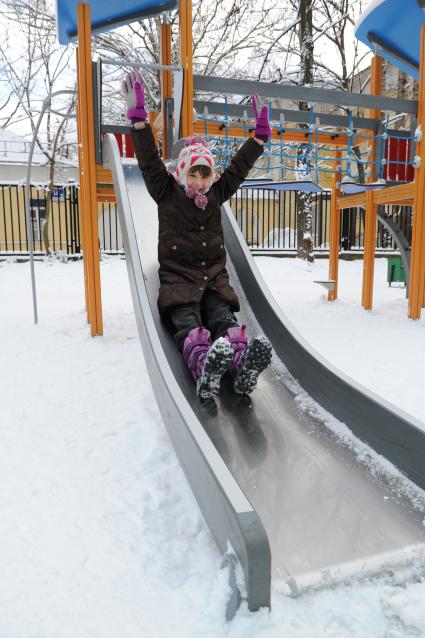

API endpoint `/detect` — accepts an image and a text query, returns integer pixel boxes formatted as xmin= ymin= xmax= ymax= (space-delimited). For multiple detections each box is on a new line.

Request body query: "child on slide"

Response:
xmin=122 ymin=71 xmax=272 ymax=399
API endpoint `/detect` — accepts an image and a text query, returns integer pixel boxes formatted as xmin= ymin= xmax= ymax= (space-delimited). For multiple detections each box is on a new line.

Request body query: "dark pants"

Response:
xmin=170 ymin=288 xmax=239 ymax=350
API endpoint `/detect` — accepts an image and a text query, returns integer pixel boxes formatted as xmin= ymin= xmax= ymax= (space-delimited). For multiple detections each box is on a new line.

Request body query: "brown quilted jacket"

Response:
xmin=131 ymin=125 xmax=263 ymax=317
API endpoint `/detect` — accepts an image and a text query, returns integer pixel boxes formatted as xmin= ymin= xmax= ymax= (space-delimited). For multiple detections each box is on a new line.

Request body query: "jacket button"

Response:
xmin=202 ymin=241 xmax=207 ymax=247
xmin=199 ymin=286 xmax=203 ymax=291
xmin=220 ymin=244 xmax=224 ymax=249
xmin=200 ymin=225 xmax=205 ymax=230
xmin=201 ymin=261 xmax=206 ymax=266
xmin=203 ymin=276 xmax=208 ymax=281
xmin=172 ymin=244 xmax=177 ymax=250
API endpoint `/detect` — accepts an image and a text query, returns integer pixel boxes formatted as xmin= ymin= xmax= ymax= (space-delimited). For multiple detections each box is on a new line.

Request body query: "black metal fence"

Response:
xmin=229 ymin=188 xmax=413 ymax=254
xmin=0 ymin=183 xmax=119 ymax=256
xmin=0 ymin=183 xmax=412 ymax=256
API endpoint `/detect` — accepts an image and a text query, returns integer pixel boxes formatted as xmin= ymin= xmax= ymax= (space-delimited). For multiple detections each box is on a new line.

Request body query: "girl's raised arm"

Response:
xmin=213 ymin=94 xmax=271 ymax=205
xmin=122 ymin=71 xmax=172 ymax=203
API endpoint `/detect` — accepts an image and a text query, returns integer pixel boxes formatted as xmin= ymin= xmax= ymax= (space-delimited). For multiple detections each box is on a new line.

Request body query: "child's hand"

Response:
xmin=251 ymin=93 xmax=271 ymax=143
xmin=122 ymin=71 xmax=147 ymax=123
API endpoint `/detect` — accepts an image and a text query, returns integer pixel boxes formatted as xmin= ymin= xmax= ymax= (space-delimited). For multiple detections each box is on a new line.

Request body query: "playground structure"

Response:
xmin=54 ymin=0 xmax=425 ymax=618
xmin=54 ymin=1 xmax=425 ymax=336
xmin=60 ymin=2 xmax=425 ymax=336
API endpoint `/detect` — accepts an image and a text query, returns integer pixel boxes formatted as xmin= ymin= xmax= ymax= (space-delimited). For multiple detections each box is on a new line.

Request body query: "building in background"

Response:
xmin=0 ymin=129 xmax=78 ymax=183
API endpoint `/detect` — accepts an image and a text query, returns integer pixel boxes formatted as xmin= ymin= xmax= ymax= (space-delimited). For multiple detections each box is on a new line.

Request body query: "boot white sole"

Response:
xmin=197 ymin=338 xmax=233 ymax=399
xmin=233 ymin=336 xmax=272 ymax=395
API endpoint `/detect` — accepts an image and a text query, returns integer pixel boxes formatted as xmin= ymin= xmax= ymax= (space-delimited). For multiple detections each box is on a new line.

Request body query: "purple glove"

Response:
xmin=122 ymin=70 xmax=147 ymax=123
xmin=251 ymin=93 xmax=271 ymax=143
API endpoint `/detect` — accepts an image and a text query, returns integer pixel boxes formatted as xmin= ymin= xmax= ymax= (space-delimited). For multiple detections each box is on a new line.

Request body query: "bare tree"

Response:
xmin=313 ymin=0 xmax=370 ymax=91
xmin=295 ymin=0 xmax=315 ymax=262
xmin=95 ymin=0 xmax=296 ymax=123
xmin=0 ymin=0 xmax=77 ymax=254
xmin=263 ymin=0 xmax=371 ymax=260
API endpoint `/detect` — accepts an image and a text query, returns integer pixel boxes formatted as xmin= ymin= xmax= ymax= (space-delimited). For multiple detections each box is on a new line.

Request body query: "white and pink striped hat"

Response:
xmin=173 ymin=136 xmax=215 ymax=189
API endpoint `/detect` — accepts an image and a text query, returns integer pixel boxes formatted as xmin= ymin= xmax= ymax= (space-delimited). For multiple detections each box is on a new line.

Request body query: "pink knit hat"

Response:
xmin=173 ymin=136 xmax=215 ymax=189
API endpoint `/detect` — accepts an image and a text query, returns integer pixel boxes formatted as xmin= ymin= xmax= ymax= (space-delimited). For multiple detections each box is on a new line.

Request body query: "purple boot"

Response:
xmin=183 ymin=327 xmax=233 ymax=399
xmin=226 ymin=325 xmax=272 ymax=394
xmin=226 ymin=325 xmax=249 ymax=377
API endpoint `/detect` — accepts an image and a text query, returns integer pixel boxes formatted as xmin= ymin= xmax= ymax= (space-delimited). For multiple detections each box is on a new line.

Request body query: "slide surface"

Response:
xmin=104 ymin=134 xmax=425 ymax=610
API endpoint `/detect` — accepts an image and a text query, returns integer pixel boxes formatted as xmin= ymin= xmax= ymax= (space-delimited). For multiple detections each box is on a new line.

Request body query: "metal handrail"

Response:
xmin=25 ymin=89 xmax=76 ymax=324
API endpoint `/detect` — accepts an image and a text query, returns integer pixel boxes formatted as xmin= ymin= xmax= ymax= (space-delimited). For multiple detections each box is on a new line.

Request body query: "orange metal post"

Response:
xmin=161 ymin=19 xmax=173 ymax=158
xmin=409 ymin=26 xmax=425 ymax=319
xmin=328 ymin=151 xmax=342 ymax=301
xmin=362 ymin=189 xmax=378 ymax=309
xmin=76 ymin=46 xmax=93 ymax=325
xmin=179 ymin=0 xmax=193 ymax=138
xmin=77 ymin=3 xmax=103 ymax=336
xmin=362 ymin=54 xmax=382 ymax=310
xmin=75 ymin=60 xmax=90 ymax=318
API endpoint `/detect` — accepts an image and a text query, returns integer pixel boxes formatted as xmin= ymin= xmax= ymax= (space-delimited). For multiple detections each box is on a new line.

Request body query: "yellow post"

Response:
xmin=161 ymin=18 xmax=173 ymax=158
xmin=362 ymin=54 xmax=382 ymax=310
xmin=179 ymin=0 xmax=193 ymax=138
xmin=362 ymin=189 xmax=378 ymax=309
xmin=408 ymin=25 xmax=425 ymax=319
xmin=75 ymin=60 xmax=90 ymax=318
xmin=328 ymin=150 xmax=341 ymax=301
xmin=76 ymin=2 xmax=103 ymax=336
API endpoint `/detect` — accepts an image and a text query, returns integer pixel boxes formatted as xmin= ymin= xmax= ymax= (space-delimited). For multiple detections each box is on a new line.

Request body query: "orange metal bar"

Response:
xmin=77 ymin=6 xmax=97 ymax=333
xmin=328 ymin=151 xmax=342 ymax=301
xmin=161 ymin=20 xmax=173 ymax=158
xmin=96 ymin=189 xmax=116 ymax=203
xmin=77 ymin=3 xmax=103 ymax=336
xmin=75 ymin=55 xmax=90 ymax=318
xmin=193 ymin=120 xmax=350 ymax=146
xmin=362 ymin=190 xmax=378 ymax=309
xmin=337 ymin=193 xmax=367 ymax=209
xmin=371 ymin=182 xmax=414 ymax=204
xmin=337 ymin=184 xmax=414 ymax=210
xmin=179 ymin=0 xmax=193 ymax=137
xmin=96 ymin=166 xmax=113 ymax=183
xmin=76 ymin=24 xmax=91 ymax=324
xmin=95 ymin=165 xmax=115 ymax=201
xmin=409 ymin=25 xmax=425 ymax=318
xmin=362 ymin=54 xmax=382 ymax=310
xmin=76 ymin=45 xmax=93 ymax=325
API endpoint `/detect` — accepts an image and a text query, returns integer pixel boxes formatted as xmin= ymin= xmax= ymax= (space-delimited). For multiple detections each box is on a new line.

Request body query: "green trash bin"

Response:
xmin=387 ymin=256 xmax=406 ymax=286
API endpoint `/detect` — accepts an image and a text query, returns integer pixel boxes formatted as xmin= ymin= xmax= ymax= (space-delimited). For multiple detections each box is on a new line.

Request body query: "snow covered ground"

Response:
xmin=256 ymin=256 xmax=425 ymax=425
xmin=1 ymin=254 xmax=425 ymax=637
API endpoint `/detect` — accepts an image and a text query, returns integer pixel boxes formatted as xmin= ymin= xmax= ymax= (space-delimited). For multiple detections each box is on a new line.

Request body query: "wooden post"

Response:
xmin=362 ymin=189 xmax=378 ymax=309
xmin=361 ymin=54 xmax=382 ymax=310
xmin=161 ymin=18 xmax=173 ymax=158
xmin=408 ymin=25 xmax=425 ymax=319
xmin=328 ymin=150 xmax=341 ymax=301
xmin=76 ymin=3 xmax=103 ymax=336
xmin=75 ymin=58 xmax=90 ymax=318
xmin=179 ymin=0 xmax=193 ymax=138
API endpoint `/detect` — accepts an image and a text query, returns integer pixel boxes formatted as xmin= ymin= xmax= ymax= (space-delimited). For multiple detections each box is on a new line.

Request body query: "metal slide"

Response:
xmin=103 ymin=134 xmax=425 ymax=615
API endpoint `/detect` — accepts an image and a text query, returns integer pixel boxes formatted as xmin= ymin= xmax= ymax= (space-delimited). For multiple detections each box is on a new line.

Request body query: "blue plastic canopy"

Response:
xmin=56 ymin=0 xmax=178 ymax=44
xmin=241 ymin=180 xmax=323 ymax=193
xmin=242 ymin=179 xmax=274 ymax=186
xmin=355 ymin=0 xmax=425 ymax=78
xmin=339 ymin=180 xmax=388 ymax=195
